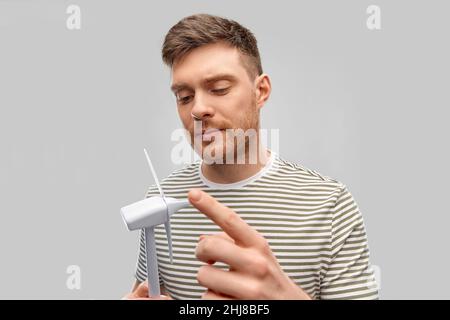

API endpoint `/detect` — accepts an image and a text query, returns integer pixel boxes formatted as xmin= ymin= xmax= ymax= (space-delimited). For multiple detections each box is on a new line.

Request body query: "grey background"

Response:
xmin=0 ymin=0 xmax=449 ymax=299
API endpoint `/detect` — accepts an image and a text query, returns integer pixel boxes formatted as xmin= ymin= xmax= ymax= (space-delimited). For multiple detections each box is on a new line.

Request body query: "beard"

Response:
xmin=190 ymin=99 xmax=260 ymax=165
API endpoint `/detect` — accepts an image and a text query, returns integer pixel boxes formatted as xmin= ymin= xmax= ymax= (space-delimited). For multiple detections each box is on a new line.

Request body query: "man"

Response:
xmin=124 ymin=13 xmax=378 ymax=300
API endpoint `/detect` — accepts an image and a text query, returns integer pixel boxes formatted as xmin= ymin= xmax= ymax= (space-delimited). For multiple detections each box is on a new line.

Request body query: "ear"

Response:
xmin=254 ymin=74 xmax=272 ymax=110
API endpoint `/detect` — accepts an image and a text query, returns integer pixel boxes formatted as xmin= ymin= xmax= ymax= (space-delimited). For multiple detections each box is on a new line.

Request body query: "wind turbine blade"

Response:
xmin=144 ymin=148 xmax=165 ymax=199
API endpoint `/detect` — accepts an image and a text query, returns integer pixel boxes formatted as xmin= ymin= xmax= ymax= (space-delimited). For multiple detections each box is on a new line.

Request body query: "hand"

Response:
xmin=122 ymin=281 xmax=172 ymax=300
xmin=188 ymin=188 xmax=312 ymax=300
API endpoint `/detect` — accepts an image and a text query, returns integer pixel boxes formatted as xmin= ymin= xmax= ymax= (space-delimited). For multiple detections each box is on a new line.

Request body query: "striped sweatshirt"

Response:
xmin=135 ymin=151 xmax=379 ymax=300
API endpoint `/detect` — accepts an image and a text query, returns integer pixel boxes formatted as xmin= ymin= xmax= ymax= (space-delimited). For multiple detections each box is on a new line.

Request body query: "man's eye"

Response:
xmin=211 ymin=88 xmax=230 ymax=95
xmin=177 ymin=96 xmax=193 ymax=104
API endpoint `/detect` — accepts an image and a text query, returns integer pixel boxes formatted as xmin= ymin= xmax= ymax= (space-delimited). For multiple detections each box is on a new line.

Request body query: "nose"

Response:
xmin=190 ymin=92 xmax=215 ymax=121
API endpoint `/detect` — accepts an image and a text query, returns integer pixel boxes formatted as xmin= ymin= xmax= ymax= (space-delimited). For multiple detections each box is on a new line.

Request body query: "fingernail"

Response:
xmin=190 ymin=189 xmax=202 ymax=202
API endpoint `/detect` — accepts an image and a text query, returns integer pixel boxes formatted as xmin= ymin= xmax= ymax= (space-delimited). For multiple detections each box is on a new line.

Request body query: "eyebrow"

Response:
xmin=170 ymin=73 xmax=237 ymax=93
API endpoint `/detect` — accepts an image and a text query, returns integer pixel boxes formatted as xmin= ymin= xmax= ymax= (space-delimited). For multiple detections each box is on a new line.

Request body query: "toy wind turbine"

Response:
xmin=120 ymin=149 xmax=190 ymax=297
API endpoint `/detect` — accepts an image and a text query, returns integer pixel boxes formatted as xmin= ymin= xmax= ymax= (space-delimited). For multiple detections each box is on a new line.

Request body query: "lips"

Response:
xmin=204 ymin=128 xmax=222 ymax=134
xmin=194 ymin=128 xmax=221 ymax=135
xmin=193 ymin=128 xmax=225 ymax=141
xmin=202 ymin=128 xmax=224 ymax=140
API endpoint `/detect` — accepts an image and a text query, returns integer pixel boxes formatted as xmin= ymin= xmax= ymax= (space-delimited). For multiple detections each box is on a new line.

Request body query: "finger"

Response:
xmin=199 ymin=232 xmax=234 ymax=244
xmin=189 ymin=189 xmax=261 ymax=247
xmin=196 ymin=234 xmax=254 ymax=271
xmin=152 ymin=294 xmax=171 ymax=300
xmin=214 ymin=232 xmax=235 ymax=243
xmin=197 ymin=265 xmax=259 ymax=299
xmin=201 ymin=289 xmax=234 ymax=300
xmin=199 ymin=232 xmax=235 ymax=266
xmin=124 ymin=296 xmax=171 ymax=300
xmin=134 ymin=280 xmax=149 ymax=298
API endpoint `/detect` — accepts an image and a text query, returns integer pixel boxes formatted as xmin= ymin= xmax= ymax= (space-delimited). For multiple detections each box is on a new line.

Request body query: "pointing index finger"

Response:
xmin=188 ymin=189 xmax=261 ymax=247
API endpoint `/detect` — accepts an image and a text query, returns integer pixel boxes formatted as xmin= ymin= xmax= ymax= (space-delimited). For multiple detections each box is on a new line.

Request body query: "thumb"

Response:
xmin=134 ymin=280 xmax=149 ymax=298
xmin=154 ymin=294 xmax=172 ymax=300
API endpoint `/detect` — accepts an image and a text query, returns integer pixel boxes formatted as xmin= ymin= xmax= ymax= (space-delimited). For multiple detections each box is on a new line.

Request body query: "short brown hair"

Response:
xmin=162 ymin=13 xmax=263 ymax=79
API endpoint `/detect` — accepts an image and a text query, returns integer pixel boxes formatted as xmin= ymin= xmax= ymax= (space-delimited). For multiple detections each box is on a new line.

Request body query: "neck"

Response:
xmin=201 ymin=147 xmax=271 ymax=185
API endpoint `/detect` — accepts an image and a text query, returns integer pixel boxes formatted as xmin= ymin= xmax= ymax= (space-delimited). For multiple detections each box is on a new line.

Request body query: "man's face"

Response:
xmin=170 ymin=41 xmax=264 ymax=162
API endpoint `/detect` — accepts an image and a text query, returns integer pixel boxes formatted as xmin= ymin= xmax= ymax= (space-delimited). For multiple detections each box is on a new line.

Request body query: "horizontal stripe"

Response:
xmin=135 ymin=154 xmax=378 ymax=300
